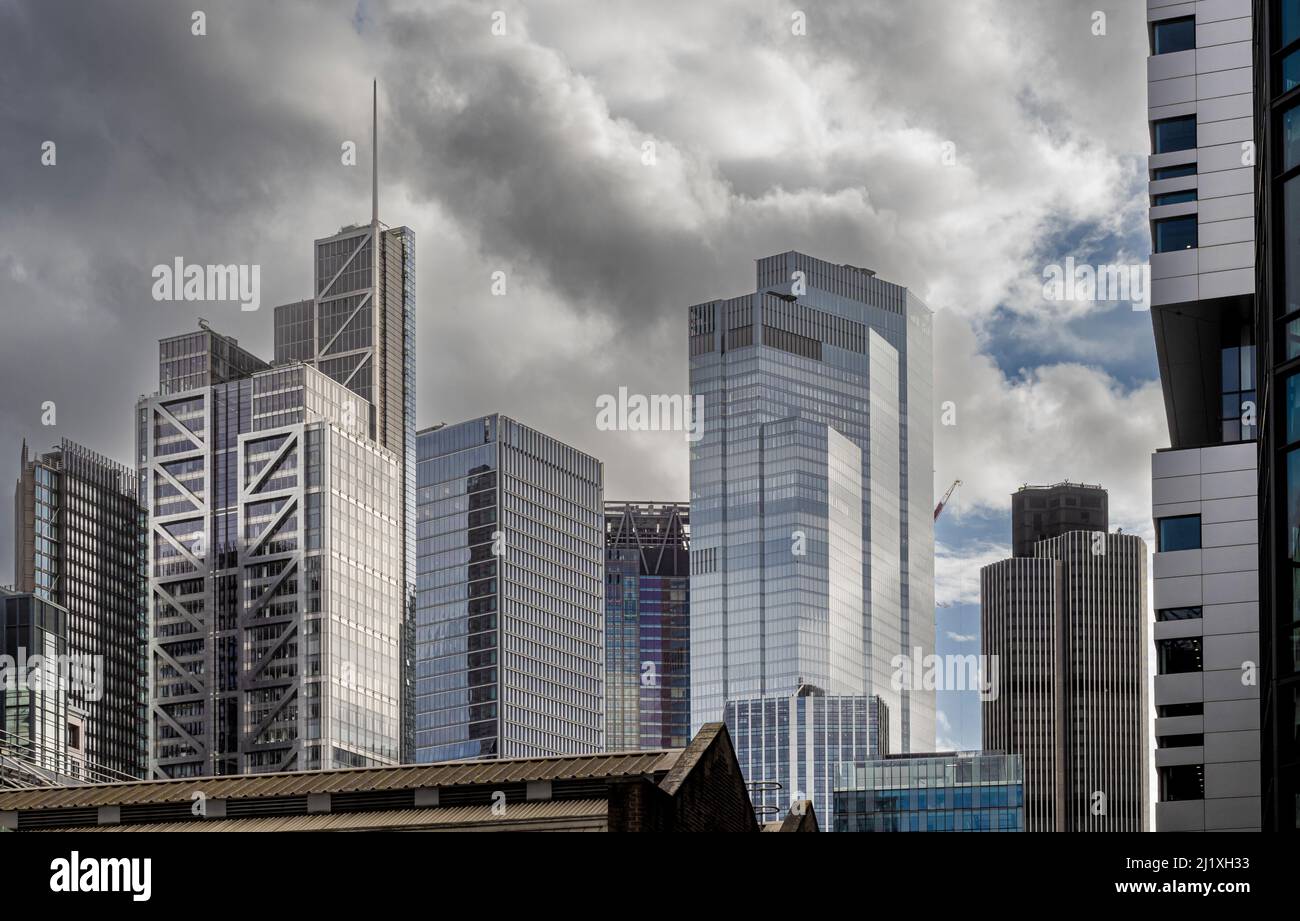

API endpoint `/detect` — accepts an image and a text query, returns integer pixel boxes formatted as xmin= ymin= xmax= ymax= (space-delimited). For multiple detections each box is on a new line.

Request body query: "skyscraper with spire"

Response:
xmin=138 ymin=85 xmax=415 ymax=776
xmin=273 ymin=81 xmax=417 ymax=759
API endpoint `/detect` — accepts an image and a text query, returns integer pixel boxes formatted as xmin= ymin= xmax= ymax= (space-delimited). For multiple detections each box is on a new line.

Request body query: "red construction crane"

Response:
xmin=934 ymin=479 xmax=961 ymax=522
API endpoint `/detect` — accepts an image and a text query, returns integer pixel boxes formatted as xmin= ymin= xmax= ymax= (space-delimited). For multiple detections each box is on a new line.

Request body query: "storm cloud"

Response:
xmin=0 ymin=0 xmax=1157 ymax=584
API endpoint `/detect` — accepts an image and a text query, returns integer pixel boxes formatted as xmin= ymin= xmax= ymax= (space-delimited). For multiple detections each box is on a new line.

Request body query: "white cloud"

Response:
xmin=936 ymin=539 xmax=1011 ymax=607
xmin=933 ymin=310 xmax=1164 ymax=548
xmin=0 ymin=0 xmax=1162 ymax=586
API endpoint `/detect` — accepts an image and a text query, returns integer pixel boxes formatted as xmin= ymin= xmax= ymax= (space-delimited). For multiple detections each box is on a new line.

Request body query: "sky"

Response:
xmin=0 ymin=0 xmax=1161 ymax=751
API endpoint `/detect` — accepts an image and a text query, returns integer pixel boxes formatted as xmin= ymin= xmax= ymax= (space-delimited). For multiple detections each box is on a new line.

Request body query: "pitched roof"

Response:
xmin=0 ymin=749 xmax=680 ymax=812
xmin=41 ymin=800 xmax=609 ymax=832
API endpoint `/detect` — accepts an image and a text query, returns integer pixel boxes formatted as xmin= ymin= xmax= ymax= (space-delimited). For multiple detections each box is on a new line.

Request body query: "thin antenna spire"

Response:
xmin=371 ymin=79 xmax=378 ymax=227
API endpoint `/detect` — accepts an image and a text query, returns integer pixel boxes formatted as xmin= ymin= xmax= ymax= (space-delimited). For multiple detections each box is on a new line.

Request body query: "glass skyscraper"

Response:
xmin=13 ymin=439 xmax=146 ymax=777
xmin=605 ymin=501 xmax=690 ymax=750
xmin=727 ymin=689 xmax=888 ymax=825
xmin=688 ymin=251 xmax=934 ymax=821
xmin=415 ymin=415 xmax=604 ymax=761
xmin=833 ymin=751 xmax=1025 ymax=833
xmin=138 ymin=326 xmax=404 ymax=777
xmin=0 ymin=588 xmax=75 ymax=775
xmin=1256 ymin=0 xmax=1300 ymax=833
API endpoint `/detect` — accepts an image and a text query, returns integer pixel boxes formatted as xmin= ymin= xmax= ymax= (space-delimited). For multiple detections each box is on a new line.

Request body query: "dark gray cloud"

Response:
xmin=0 ymin=0 xmax=1152 ymax=583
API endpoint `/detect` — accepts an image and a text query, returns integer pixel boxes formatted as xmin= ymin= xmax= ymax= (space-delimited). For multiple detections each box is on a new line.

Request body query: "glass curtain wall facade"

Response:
xmin=1257 ymin=0 xmax=1300 ymax=831
xmin=726 ymin=690 xmax=888 ymax=826
xmin=605 ymin=502 xmax=690 ymax=751
xmin=833 ymin=751 xmax=1025 ymax=833
xmin=688 ymin=252 xmax=934 ymax=821
xmin=13 ymin=439 xmax=146 ymax=777
xmin=274 ymin=221 xmax=417 ymax=759
xmin=138 ymin=329 xmax=403 ymax=777
xmin=159 ymin=325 xmax=270 ymax=396
xmin=0 ymin=589 xmax=73 ymax=774
xmin=415 ymin=415 xmax=604 ymax=762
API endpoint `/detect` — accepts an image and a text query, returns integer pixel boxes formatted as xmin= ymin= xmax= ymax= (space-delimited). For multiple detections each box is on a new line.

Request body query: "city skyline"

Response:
xmin=0 ymin=1 xmax=1162 ymax=551
xmin=0 ymin=0 xmax=1221 ymax=796
xmin=0 ymin=3 xmax=1295 ymax=874
xmin=0 ymin=2 xmax=1174 ymax=756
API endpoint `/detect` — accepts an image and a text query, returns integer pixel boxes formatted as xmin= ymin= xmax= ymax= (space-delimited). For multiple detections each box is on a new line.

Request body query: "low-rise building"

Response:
xmin=0 ymin=723 xmax=801 ymax=832
xmin=833 ymin=750 xmax=1024 ymax=832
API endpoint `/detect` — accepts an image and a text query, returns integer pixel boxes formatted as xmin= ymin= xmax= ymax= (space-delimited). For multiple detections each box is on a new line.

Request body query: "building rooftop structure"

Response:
xmin=0 ymin=724 xmax=804 ymax=832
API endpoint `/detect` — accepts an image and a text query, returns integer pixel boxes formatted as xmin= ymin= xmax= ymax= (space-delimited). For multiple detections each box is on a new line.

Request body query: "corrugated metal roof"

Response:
xmin=0 ymin=750 xmax=680 ymax=812
xmin=42 ymin=800 xmax=609 ymax=832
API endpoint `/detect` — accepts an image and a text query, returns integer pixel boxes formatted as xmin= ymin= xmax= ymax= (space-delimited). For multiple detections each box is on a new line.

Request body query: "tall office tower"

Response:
xmin=688 ymin=252 xmax=933 ymax=825
xmin=605 ymin=501 xmax=690 ymax=750
xmin=981 ymin=554 xmax=1064 ymax=831
xmin=982 ymin=522 xmax=1149 ymax=831
xmin=414 ymin=415 xmax=604 ymax=761
xmin=272 ymin=85 xmax=417 ymax=759
xmin=273 ymin=222 xmax=415 ymax=461
xmin=1254 ymin=0 xmax=1300 ymax=832
xmin=1010 ymin=482 xmax=1108 ymax=557
xmin=0 ymin=588 xmax=77 ymax=775
xmin=1146 ymin=0 xmax=1262 ymax=831
xmin=138 ymin=325 xmax=404 ymax=777
xmin=14 ymin=439 xmax=146 ymax=777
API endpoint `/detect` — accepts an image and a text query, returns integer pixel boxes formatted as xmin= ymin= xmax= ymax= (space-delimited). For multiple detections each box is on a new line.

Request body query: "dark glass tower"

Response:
xmin=1010 ymin=482 xmax=1107 ymax=558
xmin=13 ymin=439 xmax=146 ymax=777
xmin=1255 ymin=0 xmax=1300 ymax=832
xmin=604 ymin=501 xmax=690 ymax=750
